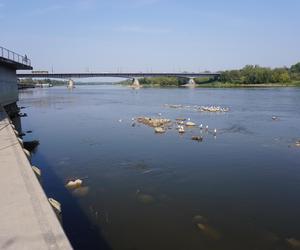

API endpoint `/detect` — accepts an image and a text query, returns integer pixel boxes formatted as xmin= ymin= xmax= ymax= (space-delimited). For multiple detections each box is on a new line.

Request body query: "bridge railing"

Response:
xmin=0 ymin=46 xmax=31 ymax=67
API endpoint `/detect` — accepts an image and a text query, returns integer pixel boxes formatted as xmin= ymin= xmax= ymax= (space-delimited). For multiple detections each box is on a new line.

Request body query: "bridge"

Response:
xmin=17 ymin=72 xmax=220 ymax=87
xmin=17 ymin=72 xmax=220 ymax=78
xmin=17 ymin=72 xmax=221 ymax=87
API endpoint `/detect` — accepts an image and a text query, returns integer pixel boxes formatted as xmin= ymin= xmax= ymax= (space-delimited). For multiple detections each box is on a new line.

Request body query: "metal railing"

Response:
xmin=0 ymin=46 xmax=31 ymax=67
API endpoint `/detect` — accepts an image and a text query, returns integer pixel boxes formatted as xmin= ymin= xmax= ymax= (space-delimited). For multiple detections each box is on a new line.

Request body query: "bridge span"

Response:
xmin=17 ymin=72 xmax=220 ymax=79
xmin=17 ymin=72 xmax=220 ymax=87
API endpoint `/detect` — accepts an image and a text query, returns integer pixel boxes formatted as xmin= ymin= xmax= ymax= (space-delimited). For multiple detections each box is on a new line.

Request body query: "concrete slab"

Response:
xmin=0 ymin=107 xmax=72 ymax=250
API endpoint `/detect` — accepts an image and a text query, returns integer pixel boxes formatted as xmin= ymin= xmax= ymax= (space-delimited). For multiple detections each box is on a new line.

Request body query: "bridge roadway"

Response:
xmin=17 ymin=72 xmax=220 ymax=79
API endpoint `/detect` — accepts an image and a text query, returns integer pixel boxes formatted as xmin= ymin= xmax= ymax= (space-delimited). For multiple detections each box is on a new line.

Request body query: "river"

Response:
xmin=18 ymin=85 xmax=300 ymax=250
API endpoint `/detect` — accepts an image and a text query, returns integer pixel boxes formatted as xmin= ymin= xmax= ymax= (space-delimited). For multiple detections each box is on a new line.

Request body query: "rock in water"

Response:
xmin=154 ymin=127 xmax=166 ymax=133
xmin=186 ymin=121 xmax=196 ymax=127
xmin=65 ymin=179 xmax=83 ymax=189
xmin=192 ymin=136 xmax=203 ymax=142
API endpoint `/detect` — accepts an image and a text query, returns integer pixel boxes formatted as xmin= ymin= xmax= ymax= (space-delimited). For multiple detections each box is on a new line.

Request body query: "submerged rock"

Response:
xmin=196 ymin=223 xmax=221 ymax=240
xmin=72 ymin=186 xmax=90 ymax=197
xmin=286 ymin=238 xmax=300 ymax=248
xmin=193 ymin=215 xmax=207 ymax=223
xmin=137 ymin=193 xmax=155 ymax=204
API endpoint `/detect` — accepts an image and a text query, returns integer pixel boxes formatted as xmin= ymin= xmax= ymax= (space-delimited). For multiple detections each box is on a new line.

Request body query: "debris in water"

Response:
xmin=196 ymin=223 xmax=221 ymax=240
xmin=286 ymin=238 xmax=300 ymax=248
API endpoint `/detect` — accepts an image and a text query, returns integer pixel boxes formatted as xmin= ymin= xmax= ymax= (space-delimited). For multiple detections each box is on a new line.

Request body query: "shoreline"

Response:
xmin=120 ymin=82 xmax=300 ymax=88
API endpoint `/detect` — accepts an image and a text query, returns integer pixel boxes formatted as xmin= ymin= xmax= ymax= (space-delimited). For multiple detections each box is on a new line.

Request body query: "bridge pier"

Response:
xmin=183 ymin=78 xmax=196 ymax=87
xmin=67 ymin=79 xmax=75 ymax=88
xmin=131 ymin=78 xmax=140 ymax=88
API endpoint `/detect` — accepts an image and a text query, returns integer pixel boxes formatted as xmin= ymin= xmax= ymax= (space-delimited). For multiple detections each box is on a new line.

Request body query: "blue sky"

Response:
xmin=1 ymin=0 xmax=300 ymax=72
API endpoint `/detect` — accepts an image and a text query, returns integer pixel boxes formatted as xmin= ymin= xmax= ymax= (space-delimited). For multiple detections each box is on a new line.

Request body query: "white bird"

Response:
xmin=199 ymin=124 xmax=203 ymax=129
xmin=118 ymin=119 xmax=122 ymax=122
xmin=205 ymin=125 xmax=209 ymax=131
xmin=213 ymin=128 xmax=217 ymax=135
xmin=188 ymin=118 xmax=191 ymax=121
xmin=158 ymin=113 xmax=162 ymax=116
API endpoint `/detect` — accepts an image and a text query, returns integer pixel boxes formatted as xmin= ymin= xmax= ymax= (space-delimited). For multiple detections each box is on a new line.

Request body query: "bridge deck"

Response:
xmin=0 ymin=107 xmax=72 ymax=250
xmin=17 ymin=72 xmax=220 ymax=79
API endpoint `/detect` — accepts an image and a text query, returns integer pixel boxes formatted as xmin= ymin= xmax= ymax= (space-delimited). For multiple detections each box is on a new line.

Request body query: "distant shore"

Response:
xmin=195 ymin=81 xmax=300 ymax=88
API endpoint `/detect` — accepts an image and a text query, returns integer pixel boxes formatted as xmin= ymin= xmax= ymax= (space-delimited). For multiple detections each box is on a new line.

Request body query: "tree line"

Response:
xmin=220 ymin=62 xmax=300 ymax=84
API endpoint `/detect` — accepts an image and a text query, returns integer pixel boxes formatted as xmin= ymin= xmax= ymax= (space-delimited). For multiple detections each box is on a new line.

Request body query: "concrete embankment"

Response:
xmin=0 ymin=106 xmax=72 ymax=250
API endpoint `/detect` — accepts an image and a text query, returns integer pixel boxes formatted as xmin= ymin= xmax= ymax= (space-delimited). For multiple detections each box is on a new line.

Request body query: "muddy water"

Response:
xmin=19 ymin=86 xmax=300 ymax=250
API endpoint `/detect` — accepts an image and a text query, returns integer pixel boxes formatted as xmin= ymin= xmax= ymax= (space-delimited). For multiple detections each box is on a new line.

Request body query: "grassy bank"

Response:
xmin=196 ymin=81 xmax=300 ymax=88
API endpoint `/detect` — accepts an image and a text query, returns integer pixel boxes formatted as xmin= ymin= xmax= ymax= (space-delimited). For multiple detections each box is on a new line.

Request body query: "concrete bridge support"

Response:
xmin=0 ymin=64 xmax=18 ymax=107
xmin=67 ymin=79 xmax=75 ymax=88
xmin=183 ymin=78 xmax=196 ymax=87
xmin=131 ymin=78 xmax=140 ymax=88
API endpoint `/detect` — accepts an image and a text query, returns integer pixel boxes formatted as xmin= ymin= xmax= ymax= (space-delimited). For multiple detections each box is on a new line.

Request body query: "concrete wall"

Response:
xmin=0 ymin=64 xmax=18 ymax=106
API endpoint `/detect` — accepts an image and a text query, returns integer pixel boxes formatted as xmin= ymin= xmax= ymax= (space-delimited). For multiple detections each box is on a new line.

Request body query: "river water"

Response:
xmin=18 ymin=86 xmax=300 ymax=250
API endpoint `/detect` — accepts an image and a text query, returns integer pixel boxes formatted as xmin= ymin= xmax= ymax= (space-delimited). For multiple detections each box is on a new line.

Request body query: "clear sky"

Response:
xmin=1 ymin=0 xmax=300 ymax=72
